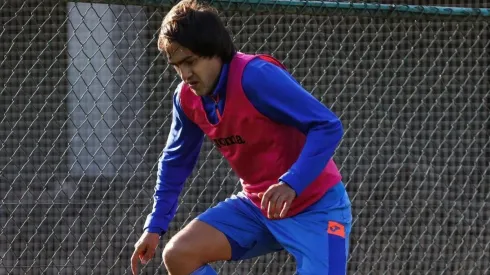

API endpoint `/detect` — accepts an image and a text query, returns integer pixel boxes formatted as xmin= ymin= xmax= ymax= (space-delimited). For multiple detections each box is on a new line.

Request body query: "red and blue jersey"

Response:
xmin=144 ymin=52 xmax=344 ymax=235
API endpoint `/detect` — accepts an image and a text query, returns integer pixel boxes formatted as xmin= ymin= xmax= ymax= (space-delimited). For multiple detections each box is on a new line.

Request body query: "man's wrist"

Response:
xmin=279 ymin=180 xmax=298 ymax=197
xmin=144 ymin=227 xmax=166 ymax=236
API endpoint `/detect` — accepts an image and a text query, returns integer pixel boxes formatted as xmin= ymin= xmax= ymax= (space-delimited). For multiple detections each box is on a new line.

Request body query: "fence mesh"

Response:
xmin=0 ymin=0 xmax=489 ymax=274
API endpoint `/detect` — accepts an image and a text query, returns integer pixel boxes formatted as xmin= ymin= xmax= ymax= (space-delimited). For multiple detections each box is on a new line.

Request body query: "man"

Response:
xmin=131 ymin=0 xmax=352 ymax=274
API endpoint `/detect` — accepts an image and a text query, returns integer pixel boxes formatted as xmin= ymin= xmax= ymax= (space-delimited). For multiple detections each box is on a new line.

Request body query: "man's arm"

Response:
xmin=143 ymin=87 xmax=205 ymax=235
xmin=242 ymin=58 xmax=343 ymax=196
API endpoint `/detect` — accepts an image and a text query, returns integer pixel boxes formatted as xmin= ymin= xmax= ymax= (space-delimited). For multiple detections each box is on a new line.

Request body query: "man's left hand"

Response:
xmin=258 ymin=182 xmax=296 ymax=219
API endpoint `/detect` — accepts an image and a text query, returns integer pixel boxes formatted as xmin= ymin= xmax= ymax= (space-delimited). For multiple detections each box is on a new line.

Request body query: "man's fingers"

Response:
xmin=272 ymin=196 xmax=286 ymax=218
xmin=131 ymin=249 xmax=141 ymax=275
xmin=261 ymin=184 xmax=296 ymax=218
xmin=260 ymin=190 xmax=272 ymax=210
xmin=279 ymin=199 xmax=292 ymax=218
xmin=132 ymin=242 xmax=149 ymax=274
xmin=267 ymin=192 xmax=281 ymax=218
xmin=141 ymin=246 xmax=155 ymax=264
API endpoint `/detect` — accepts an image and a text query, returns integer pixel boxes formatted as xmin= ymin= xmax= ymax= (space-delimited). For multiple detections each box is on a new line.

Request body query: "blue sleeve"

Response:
xmin=143 ymin=86 xmax=205 ymax=235
xmin=242 ymin=58 xmax=343 ymax=196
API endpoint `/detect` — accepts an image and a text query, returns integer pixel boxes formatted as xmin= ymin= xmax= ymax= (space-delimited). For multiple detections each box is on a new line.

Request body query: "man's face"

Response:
xmin=166 ymin=42 xmax=222 ymax=96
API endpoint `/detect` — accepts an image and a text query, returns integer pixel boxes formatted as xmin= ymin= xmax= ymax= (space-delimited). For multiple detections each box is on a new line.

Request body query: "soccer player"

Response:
xmin=131 ymin=0 xmax=352 ymax=274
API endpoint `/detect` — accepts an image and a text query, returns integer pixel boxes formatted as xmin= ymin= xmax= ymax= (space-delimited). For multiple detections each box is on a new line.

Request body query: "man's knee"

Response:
xmin=162 ymin=236 xmax=202 ymax=269
xmin=162 ymin=220 xmax=232 ymax=273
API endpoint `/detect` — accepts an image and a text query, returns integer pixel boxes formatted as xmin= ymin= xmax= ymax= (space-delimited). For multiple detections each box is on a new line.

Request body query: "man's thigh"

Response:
xmin=196 ymin=194 xmax=283 ymax=261
xmin=266 ymin=183 xmax=352 ymax=275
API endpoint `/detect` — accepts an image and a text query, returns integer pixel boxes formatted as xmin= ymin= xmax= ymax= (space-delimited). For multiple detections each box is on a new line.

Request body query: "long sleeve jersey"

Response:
xmin=144 ymin=56 xmax=343 ymax=235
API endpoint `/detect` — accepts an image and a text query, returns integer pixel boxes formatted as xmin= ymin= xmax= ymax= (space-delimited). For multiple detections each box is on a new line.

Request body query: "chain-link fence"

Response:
xmin=1 ymin=0 xmax=489 ymax=274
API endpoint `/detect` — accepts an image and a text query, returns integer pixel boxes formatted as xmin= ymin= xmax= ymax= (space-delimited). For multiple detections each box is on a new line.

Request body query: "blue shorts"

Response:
xmin=196 ymin=182 xmax=352 ymax=275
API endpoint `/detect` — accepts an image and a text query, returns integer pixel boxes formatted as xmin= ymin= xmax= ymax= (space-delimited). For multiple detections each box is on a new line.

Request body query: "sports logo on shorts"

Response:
xmin=327 ymin=221 xmax=346 ymax=238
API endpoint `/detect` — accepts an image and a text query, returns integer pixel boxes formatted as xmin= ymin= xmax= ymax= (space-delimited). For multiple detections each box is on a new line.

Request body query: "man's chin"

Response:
xmin=191 ymin=88 xmax=202 ymax=96
xmin=192 ymin=88 xmax=210 ymax=96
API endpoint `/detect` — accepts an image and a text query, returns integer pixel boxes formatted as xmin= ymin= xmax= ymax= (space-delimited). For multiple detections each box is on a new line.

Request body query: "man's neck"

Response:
xmin=207 ymin=63 xmax=224 ymax=98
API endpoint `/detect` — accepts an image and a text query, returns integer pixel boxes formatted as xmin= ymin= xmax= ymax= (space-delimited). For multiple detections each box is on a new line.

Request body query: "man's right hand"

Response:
xmin=131 ymin=231 xmax=161 ymax=275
